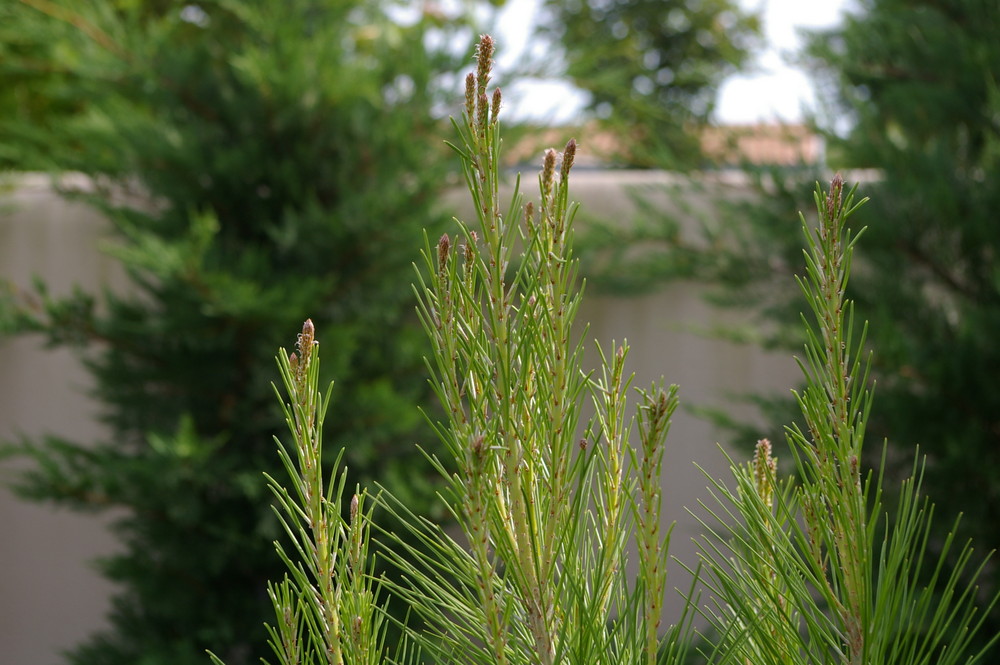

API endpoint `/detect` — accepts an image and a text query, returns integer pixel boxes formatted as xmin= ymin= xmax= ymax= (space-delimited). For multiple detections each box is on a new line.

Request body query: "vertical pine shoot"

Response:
xmin=695 ymin=177 xmax=999 ymax=665
xmin=210 ymin=320 xmax=386 ymax=665
xmin=380 ymin=34 xmax=691 ymax=665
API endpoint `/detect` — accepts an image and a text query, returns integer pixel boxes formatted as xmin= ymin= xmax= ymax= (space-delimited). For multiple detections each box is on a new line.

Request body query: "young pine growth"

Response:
xmin=214 ymin=35 xmax=691 ymax=665
xmin=694 ymin=177 xmax=999 ymax=665
xmin=210 ymin=319 xmax=388 ymax=665
xmin=213 ymin=34 xmax=1000 ymax=665
xmin=380 ymin=34 xmax=692 ymax=665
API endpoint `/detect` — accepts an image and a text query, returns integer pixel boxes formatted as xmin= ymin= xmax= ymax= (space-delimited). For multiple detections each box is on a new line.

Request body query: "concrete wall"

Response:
xmin=0 ymin=173 xmax=799 ymax=664
xmin=1 ymin=176 xmax=125 ymax=665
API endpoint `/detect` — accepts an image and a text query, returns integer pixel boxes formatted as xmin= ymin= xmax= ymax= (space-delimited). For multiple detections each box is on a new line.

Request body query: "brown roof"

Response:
xmin=700 ymin=123 xmax=823 ymax=167
xmin=505 ymin=122 xmax=823 ymax=168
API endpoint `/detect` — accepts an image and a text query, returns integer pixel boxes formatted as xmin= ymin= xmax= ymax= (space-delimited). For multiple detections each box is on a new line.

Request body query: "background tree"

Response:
xmin=0 ymin=1 xmax=462 ymax=664
xmin=537 ymin=0 xmax=760 ymax=168
xmin=0 ymin=0 xmax=90 ymax=169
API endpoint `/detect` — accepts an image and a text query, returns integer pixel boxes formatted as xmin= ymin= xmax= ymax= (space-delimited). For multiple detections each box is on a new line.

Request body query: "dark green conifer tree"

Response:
xmin=1 ymin=2 xmax=459 ymax=663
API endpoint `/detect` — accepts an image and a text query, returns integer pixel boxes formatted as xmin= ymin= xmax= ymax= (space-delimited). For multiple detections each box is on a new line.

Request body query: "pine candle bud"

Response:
xmin=541 ymin=149 xmax=557 ymax=208
xmin=294 ymin=319 xmax=316 ymax=387
xmin=752 ymin=438 xmax=777 ymax=510
xmin=560 ymin=138 xmax=577 ymax=180
xmin=827 ymin=172 xmax=844 ymax=220
xmin=350 ymin=493 xmax=359 ymax=524
xmin=297 ymin=319 xmax=315 ymax=359
xmin=475 ymin=34 xmax=494 ymax=96
xmin=464 ymin=72 xmax=475 ymax=124
xmin=438 ymin=233 xmax=450 ymax=274
xmin=542 ymin=149 xmax=557 ymax=186
xmin=477 ymin=92 xmax=489 ymax=142
xmin=491 ymin=87 xmax=502 ymax=125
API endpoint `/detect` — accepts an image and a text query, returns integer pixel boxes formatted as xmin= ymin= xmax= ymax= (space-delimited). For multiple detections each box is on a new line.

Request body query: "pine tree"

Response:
xmin=1 ymin=2 xmax=458 ymax=663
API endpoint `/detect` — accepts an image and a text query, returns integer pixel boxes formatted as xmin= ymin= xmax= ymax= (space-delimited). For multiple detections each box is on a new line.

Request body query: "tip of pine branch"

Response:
xmin=561 ymin=139 xmax=577 ymax=179
xmin=827 ymin=173 xmax=844 ymax=220
xmin=438 ymin=233 xmax=451 ymax=274
xmin=476 ymin=34 xmax=494 ymax=66
xmin=297 ymin=319 xmax=316 ymax=358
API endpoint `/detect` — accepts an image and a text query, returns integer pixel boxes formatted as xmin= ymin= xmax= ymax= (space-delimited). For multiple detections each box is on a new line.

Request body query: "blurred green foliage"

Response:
xmin=538 ymin=0 xmax=761 ymax=167
xmin=1 ymin=1 xmax=462 ymax=663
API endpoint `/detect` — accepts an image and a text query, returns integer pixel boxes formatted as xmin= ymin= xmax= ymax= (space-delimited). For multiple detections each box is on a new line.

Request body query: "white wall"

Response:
xmin=1 ymin=176 xmax=124 ymax=665
xmin=0 ymin=172 xmax=800 ymax=663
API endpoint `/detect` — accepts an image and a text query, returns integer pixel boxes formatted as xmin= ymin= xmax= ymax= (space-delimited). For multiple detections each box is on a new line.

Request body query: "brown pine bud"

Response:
xmin=297 ymin=319 xmax=315 ymax=362
xmin=438 ymin=233 xmax=450 ymax=274
xmin=541 ymin=149 xmax=557 ymax=208
xmin=752 ymin=438 xmax=777 ymax=509
xmin=476 ymin=35 xmax=494 ymax=93
xmin=477 ymin=92 xmax=489 ymax=141
xmin=827 ymin=173 xmax=844 ymax=220
xmin=491 ymin=87 xmax=502 ymax=125
xmin=464 ymin=72 xmax=476 ymax=124
xmin=561 ymin=138 xmax=577 ymax=180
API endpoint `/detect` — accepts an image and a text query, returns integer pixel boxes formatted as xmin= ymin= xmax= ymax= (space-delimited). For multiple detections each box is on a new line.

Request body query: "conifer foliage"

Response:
xmin=227 ymin=35 xmax=998 ymax=665
xmin=1 ymin=2 xmax=453 ymax=664
xmin=538 ymin=0 xmax=760 ymax=167
xmin=572 ymin=1 xmax=1000 ymax=647
xmin=805 ymin=2 xmax=1000 ymax=640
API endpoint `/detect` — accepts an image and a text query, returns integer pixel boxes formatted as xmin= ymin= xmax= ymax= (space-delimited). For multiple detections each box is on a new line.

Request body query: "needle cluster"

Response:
xmin=214 ymin=34 xmax=999 ymax=665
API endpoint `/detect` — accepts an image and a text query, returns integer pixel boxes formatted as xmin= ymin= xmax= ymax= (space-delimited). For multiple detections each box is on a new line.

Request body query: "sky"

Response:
xmin=490 ymin=0 xmax=857 ymax=125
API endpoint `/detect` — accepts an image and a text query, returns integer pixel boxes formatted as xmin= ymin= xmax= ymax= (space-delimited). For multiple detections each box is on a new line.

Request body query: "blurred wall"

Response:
xmin=0 ymin=172 xmax=799 ymax=664
xmin=0 ymin=176 xmax=125 ymax=665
